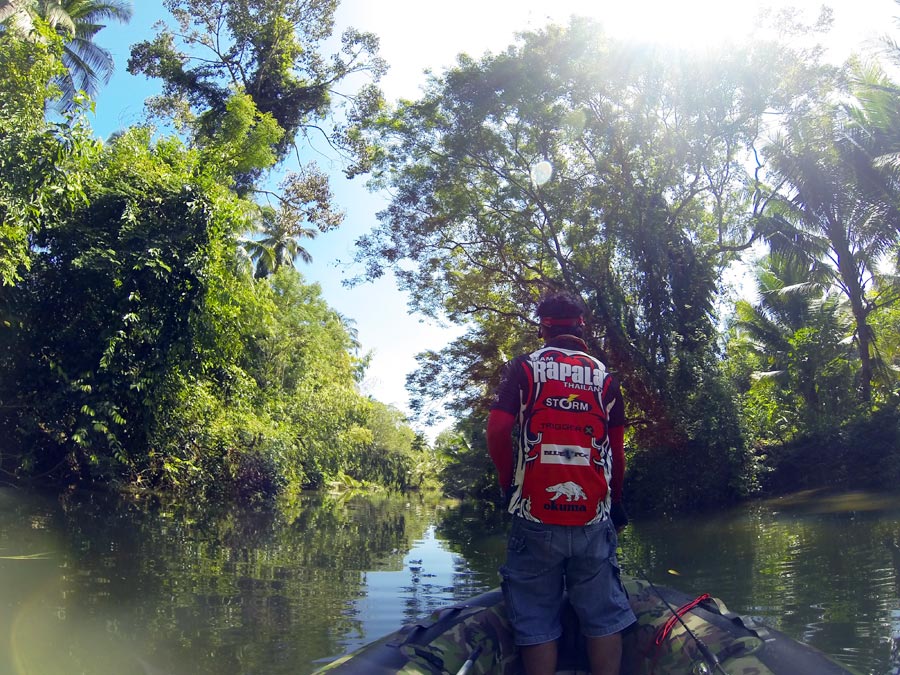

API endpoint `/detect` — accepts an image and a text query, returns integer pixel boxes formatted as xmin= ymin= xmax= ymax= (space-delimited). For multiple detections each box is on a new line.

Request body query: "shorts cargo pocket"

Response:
xmin=603 ymin=523 xmax=629 ymax=601
xmin=507 ymin=531 xmax=526 ymax=554
xmin=507 ymin=519 xmax=554 ymax=573
xmin=611 ymin=557 xmax=628 ymax=599
xmin=499 ymin=567 xmax=518 ymax=624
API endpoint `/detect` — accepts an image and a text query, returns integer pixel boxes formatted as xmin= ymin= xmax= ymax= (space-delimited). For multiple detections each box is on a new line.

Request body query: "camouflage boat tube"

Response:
xmin=314 ymin=575 xmax=858 ymax=675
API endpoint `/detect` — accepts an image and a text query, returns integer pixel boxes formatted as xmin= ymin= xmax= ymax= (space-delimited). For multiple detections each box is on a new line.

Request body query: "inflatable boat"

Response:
xmin=314 ymin=574 xmax=857 ymax=674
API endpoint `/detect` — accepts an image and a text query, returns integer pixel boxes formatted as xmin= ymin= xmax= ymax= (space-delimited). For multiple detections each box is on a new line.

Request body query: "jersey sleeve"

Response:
xmin=606 ymin=376 xmax=625 ymax=428
xmin=606 ymin=376 xmax=626 ymax=503
xmin=489 ymin=356 xmax=525 ymax=416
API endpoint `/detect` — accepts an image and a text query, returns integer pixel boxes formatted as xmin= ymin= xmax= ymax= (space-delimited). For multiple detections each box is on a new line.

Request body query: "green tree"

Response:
xmin=0 ymin=22 xmax=67 ymax=286
xmin=127 ymin=0 xmax=385 ymax=173
xmin=433 ymin=423 xmax=495 ymax=501
xmin=127 ymin=0 xmax=381 ymax=311
xmin=236 ymin=267 xmax=411 ymax=493
xmin=341 ymin=400 xmax=418 ymax=490
xmin=1 ymin=127 xmax=242 ymax=481
xmin=868 ymin=277 xmax=900 ymax=403
xmin=0 ymin=0 xmax=133 ymax=108
xmin=762 ymin=84 xmax=900 ymax=404
xmin=355 ymin=20 xmax=818 ymax=456
xmin=244 ymin=204 xmax=317 ymax=276
xmin=842 ymin=60 xmax=900 ymax=400
xmin=242 ymin=163 xmax=344 ymax=277
xmin=728 ymin=253 xmax=856 ymax=438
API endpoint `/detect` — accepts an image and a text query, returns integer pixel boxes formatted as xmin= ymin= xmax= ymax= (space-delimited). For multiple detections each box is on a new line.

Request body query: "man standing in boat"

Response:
xmin=486 ymin=291 xmax=636 ymax=675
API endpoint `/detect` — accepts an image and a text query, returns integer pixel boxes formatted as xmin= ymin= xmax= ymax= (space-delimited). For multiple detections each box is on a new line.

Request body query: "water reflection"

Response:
xmin=1 ymin=487 xmax=899 ymax=674
xmin=1 ymin=489 xmax=468 ymax=675
xmin=615 ymin=491 xmax=900 ymax=675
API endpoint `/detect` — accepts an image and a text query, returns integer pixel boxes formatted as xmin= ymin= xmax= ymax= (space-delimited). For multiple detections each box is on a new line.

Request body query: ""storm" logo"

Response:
xmin=544 ymin=394 xmax=590 ymax=412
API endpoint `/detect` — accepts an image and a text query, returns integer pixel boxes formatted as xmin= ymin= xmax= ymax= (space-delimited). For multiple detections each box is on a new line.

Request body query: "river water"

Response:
xmin=0 ymin=486 xmax=898 ymax=675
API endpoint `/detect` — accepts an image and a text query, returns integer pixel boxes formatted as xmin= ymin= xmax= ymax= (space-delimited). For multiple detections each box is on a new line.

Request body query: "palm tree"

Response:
xmin=733 ymin=252 xmax=852 ymax=432
xmin=0 ymin=0 xmax=132 ymax=108
xmin=333 ymin=311 xmax=361 ymax=353
xmin=243 ymin=204 xmax=318 ymax=279
xmin=0 ymin=1 xmax=30 ymax=28
xmin=762 ymin=107 xmax=899 ymax=404
xmin=843 ymin=61 xmax=900 ymax=327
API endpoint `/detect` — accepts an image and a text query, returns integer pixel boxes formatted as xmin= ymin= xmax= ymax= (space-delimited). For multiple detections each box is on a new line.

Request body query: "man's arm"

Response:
xmin=486 ymin=409 xmax=516 ymax=490
xmin=608 ymin=424 xmax=628 ymax=530
xmin=608 ymin=424 xmax=625 ymax=503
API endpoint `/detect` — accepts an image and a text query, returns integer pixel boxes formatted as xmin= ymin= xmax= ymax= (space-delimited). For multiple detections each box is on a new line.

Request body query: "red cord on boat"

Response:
xmin=655 ymin=593 xmax=711 ymax=646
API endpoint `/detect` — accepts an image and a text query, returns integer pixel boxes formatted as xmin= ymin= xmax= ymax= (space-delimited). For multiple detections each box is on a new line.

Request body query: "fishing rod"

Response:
xmin=454 ymin=643 xmax=483 ymax=675
xmin=640 ymin=572 xmax=729 ymax=675
xmin=631 ymin=568 xmax=730 ymax=675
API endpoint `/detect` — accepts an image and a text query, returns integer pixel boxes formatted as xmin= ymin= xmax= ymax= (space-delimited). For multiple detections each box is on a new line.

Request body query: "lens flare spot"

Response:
xmin=530 ymin=160 xmax=553 ymax=186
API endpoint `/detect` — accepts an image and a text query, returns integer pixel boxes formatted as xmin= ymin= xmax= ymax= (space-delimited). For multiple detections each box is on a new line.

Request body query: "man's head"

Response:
xmin=536 ymin=291 xmax=586 ymax=339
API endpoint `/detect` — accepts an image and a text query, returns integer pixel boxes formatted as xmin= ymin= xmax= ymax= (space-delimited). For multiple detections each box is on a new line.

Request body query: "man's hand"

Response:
xmin=610 ymin=502 xmax=629 ymax=533
xmin=500 ymin=486 xmax=514 ymax=511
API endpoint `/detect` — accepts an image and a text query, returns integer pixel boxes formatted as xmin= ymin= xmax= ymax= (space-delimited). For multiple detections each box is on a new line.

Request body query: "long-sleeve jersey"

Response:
xmin=489 ymin=336 xmax=625 ymax=525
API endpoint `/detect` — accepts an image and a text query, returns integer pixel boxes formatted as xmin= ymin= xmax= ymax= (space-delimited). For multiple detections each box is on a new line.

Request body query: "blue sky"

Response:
xmin=87 ymin=0 xmax=899 ymax=436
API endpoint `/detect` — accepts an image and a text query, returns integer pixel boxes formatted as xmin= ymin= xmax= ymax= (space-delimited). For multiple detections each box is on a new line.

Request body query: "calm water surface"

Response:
xmin=0 ymin=487 xmax=899 ymax=674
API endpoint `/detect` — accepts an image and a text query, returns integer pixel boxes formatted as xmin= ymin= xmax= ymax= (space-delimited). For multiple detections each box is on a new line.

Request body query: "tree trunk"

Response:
xmin=832 ymin=230 xmax=873 ymax=404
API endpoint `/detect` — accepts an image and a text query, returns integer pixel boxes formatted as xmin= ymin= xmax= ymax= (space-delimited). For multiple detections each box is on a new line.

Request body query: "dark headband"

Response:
xmin=539 ymin=316 xmax=585 ymax=327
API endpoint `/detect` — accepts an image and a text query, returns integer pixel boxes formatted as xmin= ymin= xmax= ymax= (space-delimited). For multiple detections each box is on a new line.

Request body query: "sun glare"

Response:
xmin=520 ymin=0 xmax=893 ymax=61
xmin=553 ymin=0 xmax=768 ymax=50
xmin=340 ymin=0 xmax=895 ymax=101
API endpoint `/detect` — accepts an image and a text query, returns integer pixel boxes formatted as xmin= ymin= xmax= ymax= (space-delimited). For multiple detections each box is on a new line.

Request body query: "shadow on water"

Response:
xmin=1 ymin=487 xmax=899 ymax=674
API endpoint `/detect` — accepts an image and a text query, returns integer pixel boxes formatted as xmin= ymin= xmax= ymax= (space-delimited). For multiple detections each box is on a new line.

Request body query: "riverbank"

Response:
xmin=622 ymin=403 xmax=900 ymax=515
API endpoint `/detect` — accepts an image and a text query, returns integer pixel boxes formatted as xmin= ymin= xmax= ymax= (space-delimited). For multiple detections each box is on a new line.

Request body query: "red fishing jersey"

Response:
xmin=491 ymin=339 xmax=624 ymax=525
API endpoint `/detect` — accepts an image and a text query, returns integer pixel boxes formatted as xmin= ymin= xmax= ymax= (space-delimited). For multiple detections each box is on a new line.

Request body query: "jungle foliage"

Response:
xmin=0 ymin=5 xmax=432 ymax=501
xmin=2 ymin=4 xmax=899 ymax=511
